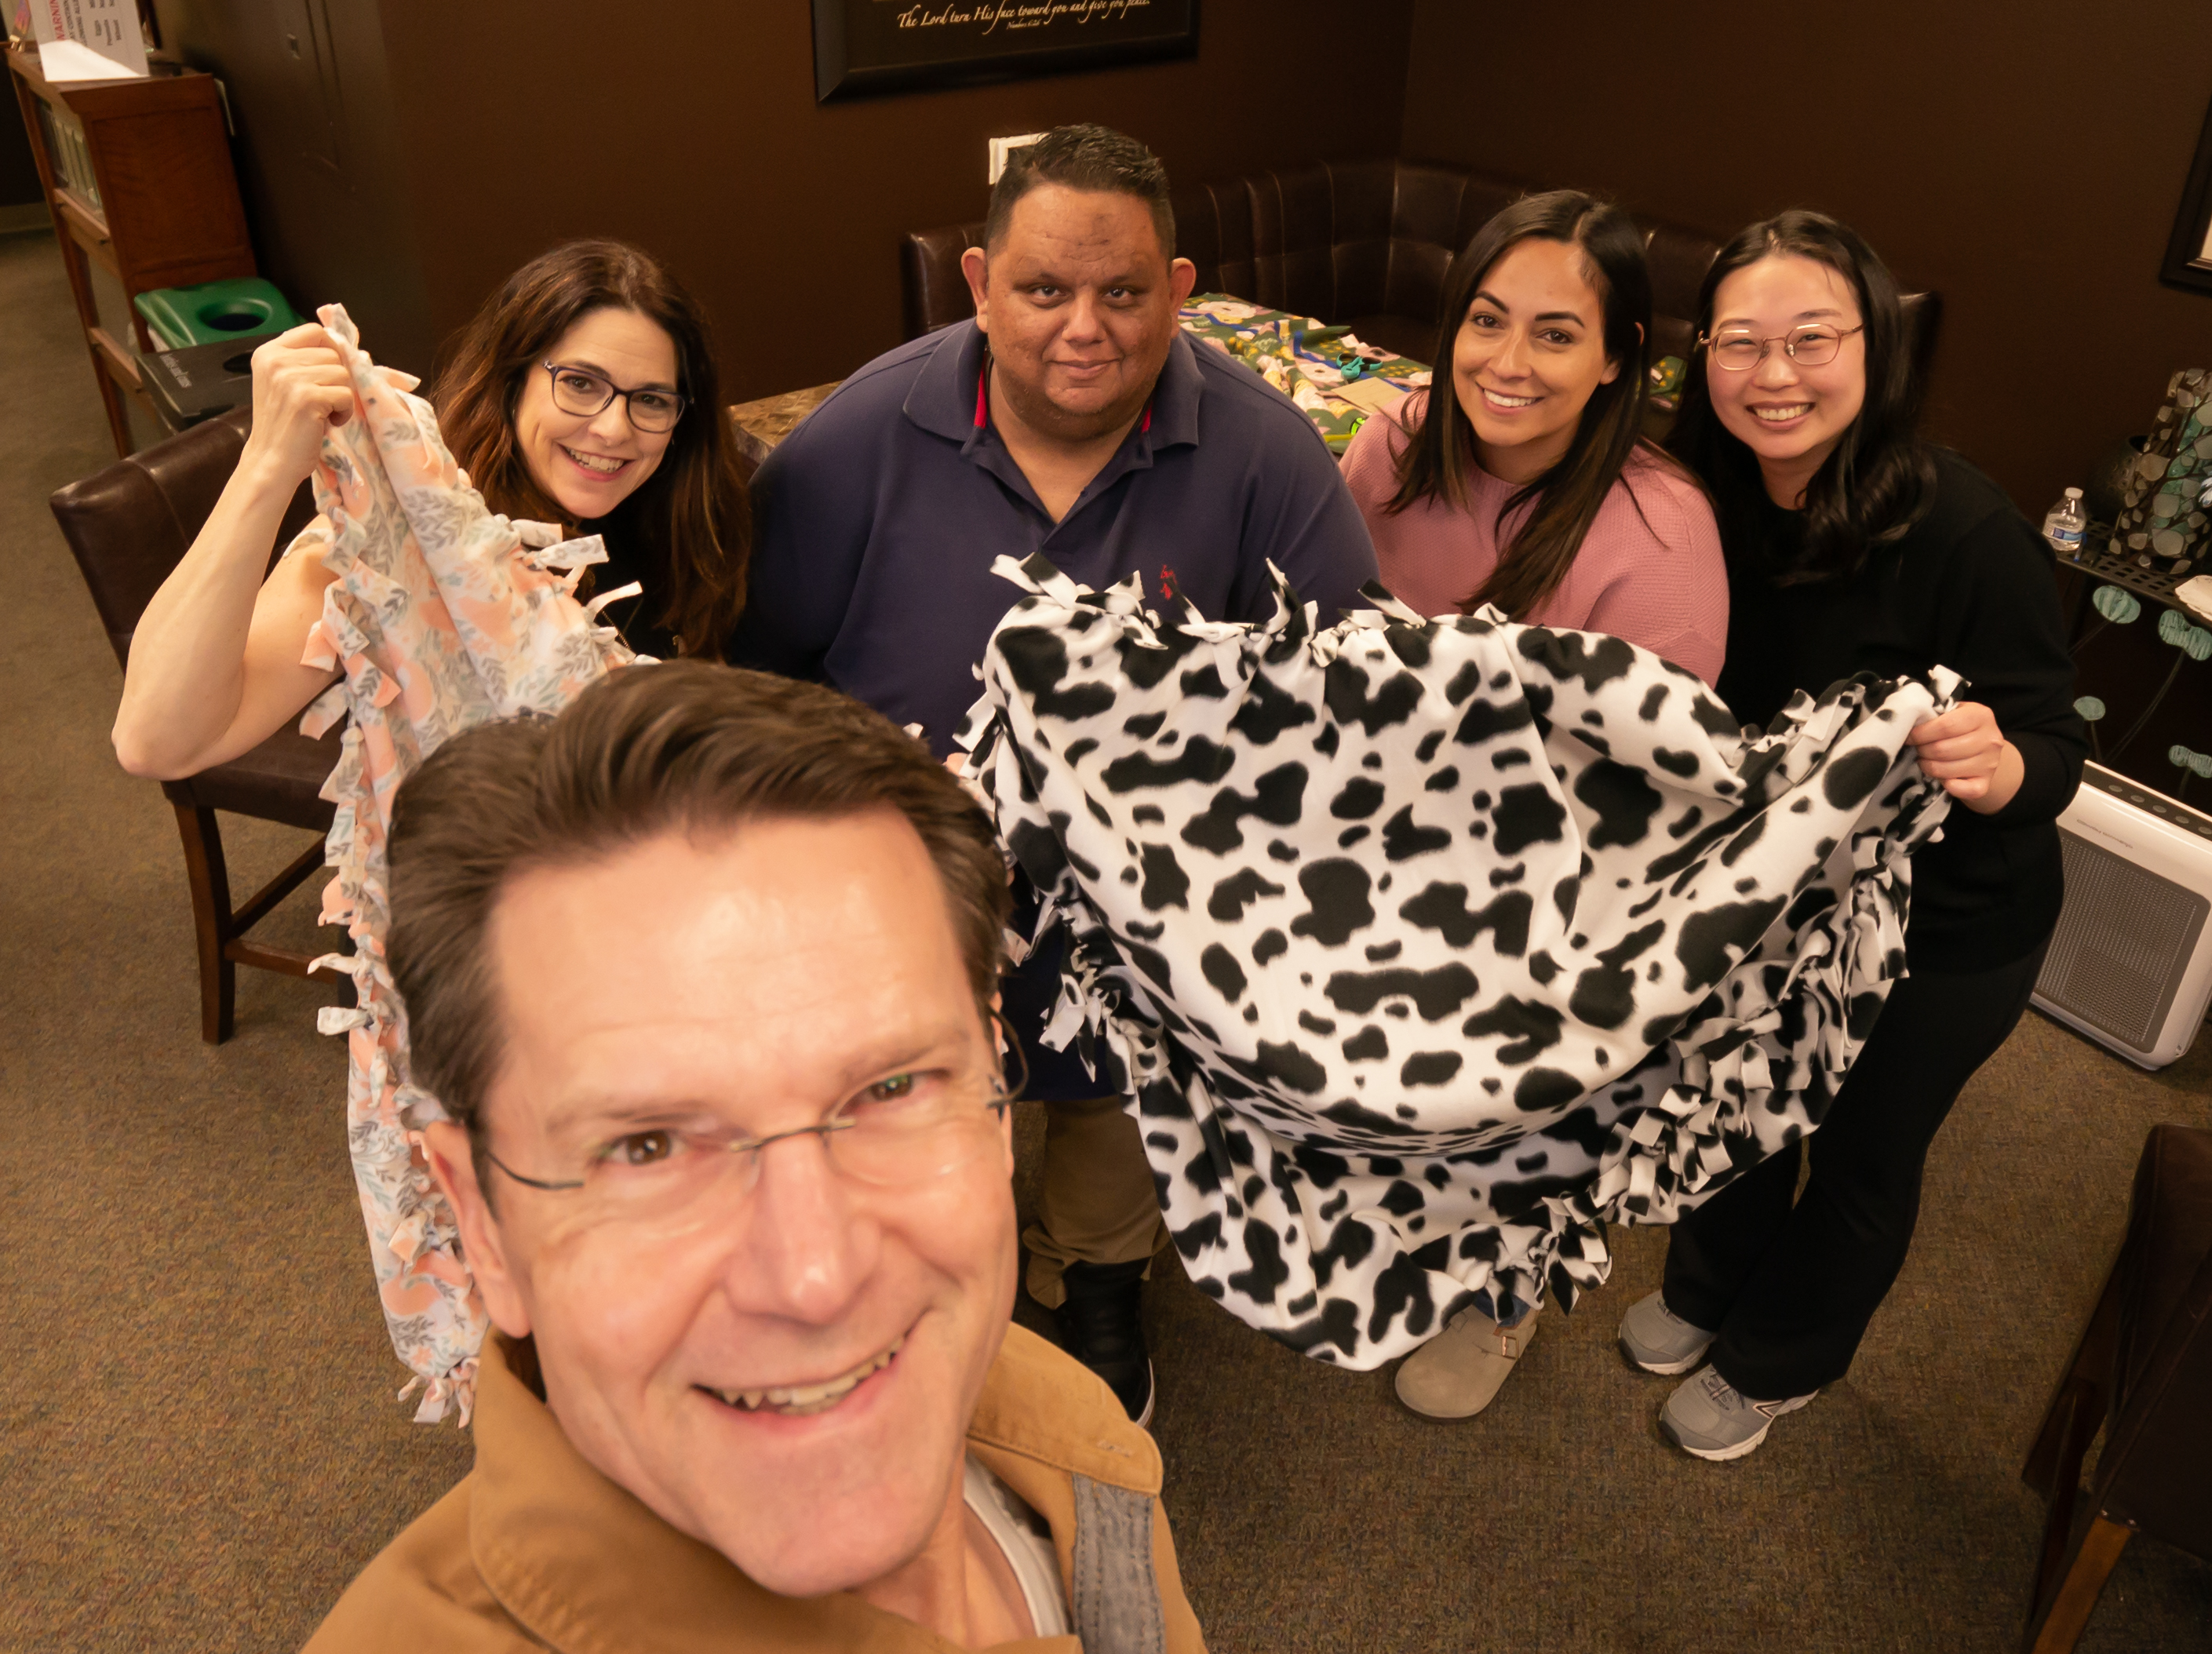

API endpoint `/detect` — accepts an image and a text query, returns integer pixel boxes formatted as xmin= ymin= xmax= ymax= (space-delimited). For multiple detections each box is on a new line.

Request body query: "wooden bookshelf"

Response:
xmin=7 ymin=47 xmax=255 ymax=457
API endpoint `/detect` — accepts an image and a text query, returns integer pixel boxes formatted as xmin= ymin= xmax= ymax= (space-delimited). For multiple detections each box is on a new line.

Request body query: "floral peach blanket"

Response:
xmin=295 ymin=304 xmax=638 ymax=1423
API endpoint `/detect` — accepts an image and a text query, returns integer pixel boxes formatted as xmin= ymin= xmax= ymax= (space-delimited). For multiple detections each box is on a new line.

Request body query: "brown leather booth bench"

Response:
xmin=902 ymin=157 xmax=1941 ymax=395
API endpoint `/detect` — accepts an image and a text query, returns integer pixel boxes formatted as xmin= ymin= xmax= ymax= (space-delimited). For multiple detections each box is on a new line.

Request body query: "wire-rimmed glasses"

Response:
xmin=482 ymin=1017 xmax=1028 ymax=1228
xmin=1699 ymin=322 xmax=1866 ymax=372
xmin=541 ymin=360 xmax=688 ymax=432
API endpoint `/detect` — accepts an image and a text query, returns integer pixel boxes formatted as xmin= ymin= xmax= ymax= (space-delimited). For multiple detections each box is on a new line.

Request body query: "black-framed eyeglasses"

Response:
xmin=482 ymin=1013 xmax=1029 ymax=1219
xmin=1697 ymin=322 xmax=1866 ymax=372
xmin=541 ymin=360 xmax=687 ymax=432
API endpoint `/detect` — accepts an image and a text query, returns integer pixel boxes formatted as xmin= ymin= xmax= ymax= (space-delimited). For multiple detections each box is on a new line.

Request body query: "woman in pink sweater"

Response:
xmin=1348 ymin=192 xmax=1731 ymax=1429
xmin=1341 ymin=191 xmax=1727 ymax=687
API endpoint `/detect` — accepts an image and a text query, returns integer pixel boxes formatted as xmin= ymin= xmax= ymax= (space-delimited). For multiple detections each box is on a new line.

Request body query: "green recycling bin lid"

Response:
xmin=134 ymin=278 xmax=304 ymax=351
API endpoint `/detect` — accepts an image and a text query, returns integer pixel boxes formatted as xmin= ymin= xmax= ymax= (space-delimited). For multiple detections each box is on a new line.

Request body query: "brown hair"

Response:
xmin=387 ymin=662 xmax=1010 ymax=1148
xmin=983 ymin=124 xmax=1175 ymax=259
xmin=432 ymin=240 xmax=752 ymax=656
xmin=1385 ymin=190 xmax=1678 ymax=621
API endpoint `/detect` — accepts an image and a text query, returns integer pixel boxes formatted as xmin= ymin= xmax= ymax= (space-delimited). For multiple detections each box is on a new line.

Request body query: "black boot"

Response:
xmin=1059 ymin=1259 xmax=1154 ymax=1426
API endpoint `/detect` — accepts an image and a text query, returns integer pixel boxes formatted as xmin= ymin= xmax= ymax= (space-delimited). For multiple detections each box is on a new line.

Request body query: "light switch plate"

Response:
xmin=988 ymin=133 xmax=1048 ymax=185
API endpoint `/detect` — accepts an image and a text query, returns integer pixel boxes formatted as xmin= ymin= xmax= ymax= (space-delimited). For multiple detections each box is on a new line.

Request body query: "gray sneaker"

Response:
xmin=1660 ymin=1365 xmax=1816 ymax=1461
xmin=1617 ymin=1291 xmax=1717 ymax=1375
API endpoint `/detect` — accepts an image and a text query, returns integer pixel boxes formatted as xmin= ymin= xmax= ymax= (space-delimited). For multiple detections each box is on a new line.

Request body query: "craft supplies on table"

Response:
xmin=1177 ymin=293 xmax=1431 ymax=455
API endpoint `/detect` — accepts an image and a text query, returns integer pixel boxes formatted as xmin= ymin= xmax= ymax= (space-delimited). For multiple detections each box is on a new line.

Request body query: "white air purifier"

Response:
xmin=2032 ymin=763 xmax=2212 ymax=1069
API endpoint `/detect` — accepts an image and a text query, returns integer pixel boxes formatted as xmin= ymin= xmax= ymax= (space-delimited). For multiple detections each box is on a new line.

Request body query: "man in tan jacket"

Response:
xmin=306 ymin=662 xmax=1205 ymax=1652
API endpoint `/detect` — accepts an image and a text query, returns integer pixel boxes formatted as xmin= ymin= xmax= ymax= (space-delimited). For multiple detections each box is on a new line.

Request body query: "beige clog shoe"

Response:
xmin=1394 ymin=1304 xmax=1536 ymax=1419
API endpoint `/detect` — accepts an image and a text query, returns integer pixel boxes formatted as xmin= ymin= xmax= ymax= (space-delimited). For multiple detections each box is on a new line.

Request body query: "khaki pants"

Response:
xmin=1022 ymin=1094 xmax=1170 ymax=1309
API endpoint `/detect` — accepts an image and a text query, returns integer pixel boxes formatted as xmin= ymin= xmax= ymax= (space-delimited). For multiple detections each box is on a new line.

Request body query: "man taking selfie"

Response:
xmin=305 ymin=664 xmax=1205 ymax=1652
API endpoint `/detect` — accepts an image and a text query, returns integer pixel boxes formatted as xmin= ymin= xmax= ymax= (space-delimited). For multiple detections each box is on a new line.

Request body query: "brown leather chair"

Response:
xmin=901 ymin=157 xmax=1944 ymax=421
xmin=50 ymin=407 xmax=345 ymax=1044
xmin=2019 ymin=1123 xmax=2212 ymax=1652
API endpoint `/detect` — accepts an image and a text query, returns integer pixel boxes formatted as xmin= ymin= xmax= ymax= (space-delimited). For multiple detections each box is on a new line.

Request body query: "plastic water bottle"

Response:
xmin=2042 ymin=486 xmax=2087 ymax=560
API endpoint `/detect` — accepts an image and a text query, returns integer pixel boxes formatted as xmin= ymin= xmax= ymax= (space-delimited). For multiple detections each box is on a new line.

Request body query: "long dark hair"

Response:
xmin=1667 ymin=210 xmax=1933 ymax=584
xmin=1384 ymin=190 xmax=1664 ymax=619
xmin=432 ymin=240 xmax=751 ymax=654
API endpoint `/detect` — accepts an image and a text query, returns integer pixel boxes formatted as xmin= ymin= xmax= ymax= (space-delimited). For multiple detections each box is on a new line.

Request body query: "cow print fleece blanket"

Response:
xmin=957 ymin=556 xmax=1956 ymax=1369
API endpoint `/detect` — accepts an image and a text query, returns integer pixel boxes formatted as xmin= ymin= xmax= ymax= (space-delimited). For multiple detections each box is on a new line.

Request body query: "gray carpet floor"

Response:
xmin=4 ymin=228 xmax=2209 ymax=1653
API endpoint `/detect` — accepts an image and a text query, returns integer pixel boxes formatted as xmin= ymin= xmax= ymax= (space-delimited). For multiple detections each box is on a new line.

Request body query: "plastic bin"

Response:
xmin=133 ymin=278 xmax=302 ymax=350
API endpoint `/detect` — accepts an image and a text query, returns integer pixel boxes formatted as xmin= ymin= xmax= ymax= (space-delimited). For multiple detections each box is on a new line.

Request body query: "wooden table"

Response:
xmin=727 ymin=382 xmax=840 ymax=470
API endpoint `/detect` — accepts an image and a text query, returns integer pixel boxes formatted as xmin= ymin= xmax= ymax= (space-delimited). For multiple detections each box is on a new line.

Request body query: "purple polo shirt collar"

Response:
xmin=899 ymin=321 xmax=1204 ymax=524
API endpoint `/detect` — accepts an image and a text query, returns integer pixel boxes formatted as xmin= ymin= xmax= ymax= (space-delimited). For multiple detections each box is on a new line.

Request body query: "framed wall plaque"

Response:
xmin=813 ymin=0 xmax=1199 ymax=103
xmin=2162 ymin=94 xmax=2212 ymax=295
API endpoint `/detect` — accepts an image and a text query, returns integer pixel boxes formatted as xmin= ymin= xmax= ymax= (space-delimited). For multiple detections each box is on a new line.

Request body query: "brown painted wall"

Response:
xmin=1401 ymin=0 xmax=2212 ymax=519
xmin=373 ymin=0 xmax=1415 ymax=402
xmin=150 ymin=0 xmax=430 ymax=366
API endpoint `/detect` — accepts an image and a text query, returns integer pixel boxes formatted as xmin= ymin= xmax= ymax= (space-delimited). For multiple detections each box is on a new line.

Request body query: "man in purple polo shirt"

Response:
xmin=732 ymin=125 xmax=1377 ymax=1422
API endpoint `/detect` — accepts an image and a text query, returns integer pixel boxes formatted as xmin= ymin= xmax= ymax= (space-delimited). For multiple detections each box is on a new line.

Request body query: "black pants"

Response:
xmin=1660 ymin=941 xmax=2047 ymax=1400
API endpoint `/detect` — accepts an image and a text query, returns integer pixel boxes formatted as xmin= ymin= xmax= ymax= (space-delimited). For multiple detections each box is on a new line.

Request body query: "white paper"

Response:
xmin=37 ymin=38 xmax=139 ymax=80
xmin=30 ymin=0 xmax=149 ymax=78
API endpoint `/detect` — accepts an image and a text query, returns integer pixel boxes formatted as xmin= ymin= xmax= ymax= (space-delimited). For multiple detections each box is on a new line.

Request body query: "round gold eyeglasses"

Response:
xmin=1698 ymin=322 xmax=1865 ymax=372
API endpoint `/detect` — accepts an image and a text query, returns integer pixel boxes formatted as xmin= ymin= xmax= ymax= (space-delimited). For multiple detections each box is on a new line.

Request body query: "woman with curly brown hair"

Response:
xmin=114 ymin=240 xmax=750 ymax=780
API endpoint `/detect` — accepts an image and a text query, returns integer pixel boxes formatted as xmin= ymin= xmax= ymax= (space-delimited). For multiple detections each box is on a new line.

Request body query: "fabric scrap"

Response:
xmin=298 ymin=303 xmax=635 ymax=1423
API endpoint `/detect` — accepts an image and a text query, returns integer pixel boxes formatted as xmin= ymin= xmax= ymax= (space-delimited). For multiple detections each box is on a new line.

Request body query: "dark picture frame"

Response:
xmin=813 ymin=0 xmax=1199 ymax=103
xmin=2161 ymin=94 xmax=2212 ymax=295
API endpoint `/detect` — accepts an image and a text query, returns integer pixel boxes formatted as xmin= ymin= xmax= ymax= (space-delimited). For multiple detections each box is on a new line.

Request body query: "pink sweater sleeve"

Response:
xmin=1579 ymin=469 xmax=1731 ymax=689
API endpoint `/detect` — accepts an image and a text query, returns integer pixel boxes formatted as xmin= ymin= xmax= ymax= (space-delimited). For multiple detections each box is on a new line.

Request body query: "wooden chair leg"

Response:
xmin=2018 ymin=1243 xmax=2134 ymax=1649
xmin=170 ymin=802 xmax=236 ymax=1044
xmin=2025 ymin=1379 xmax=2104 ymax=1616
xmin=2024 ymin=1516 xmax=2132 ymax=1654
xmin=2024 ymin=1256 xmax=2126 ymax=1499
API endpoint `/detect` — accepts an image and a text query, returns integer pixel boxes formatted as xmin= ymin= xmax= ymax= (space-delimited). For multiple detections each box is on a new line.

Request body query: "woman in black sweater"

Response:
xmin=1615 ymin=211 xmax=2086 ymax=1460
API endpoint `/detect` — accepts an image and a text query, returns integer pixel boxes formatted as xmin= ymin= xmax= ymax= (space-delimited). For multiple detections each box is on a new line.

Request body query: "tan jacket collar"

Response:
xmin=468 ymin=1324 xmax=1154 ymax=1652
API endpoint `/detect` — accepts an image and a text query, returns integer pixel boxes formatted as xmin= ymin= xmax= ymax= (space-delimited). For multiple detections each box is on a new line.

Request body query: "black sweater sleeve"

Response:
xmin=1889 ymin=454 xmax=2085 ymax=970
xmin=1924 ymin=499 xmax=2087 ymax=829
xmin=1715 ymin=452 xmax=2083 ymax=971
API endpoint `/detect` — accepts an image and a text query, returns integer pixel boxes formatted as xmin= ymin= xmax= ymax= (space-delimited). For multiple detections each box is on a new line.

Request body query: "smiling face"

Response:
xmin=1451 ymin=236 xmax=1621 ymax=486
xmin=425 ymin=811 xmax=1017 ymax=1598
xmin=966 ymin=183 xmax=1197 ymax=446
xmin=512 ymin=305 xmax=680 ymax=521
xmin=1704 ymin=253 xmax=1867 ymax=506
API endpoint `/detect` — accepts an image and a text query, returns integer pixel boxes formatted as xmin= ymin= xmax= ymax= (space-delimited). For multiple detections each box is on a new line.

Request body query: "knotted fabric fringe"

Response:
xmin=957 ymin=556 xmax=1955 ymax=1369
